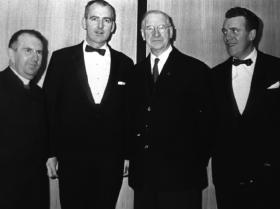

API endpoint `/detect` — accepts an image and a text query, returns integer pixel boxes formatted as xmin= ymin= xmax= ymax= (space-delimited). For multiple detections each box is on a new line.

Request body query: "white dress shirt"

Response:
xmin=150 ymin=45 xmax=173 ymax=75
xmin=83 ymin=41 xmax=110 ymax=104
xmin=232 ymin=48 xmax=257 ymax=114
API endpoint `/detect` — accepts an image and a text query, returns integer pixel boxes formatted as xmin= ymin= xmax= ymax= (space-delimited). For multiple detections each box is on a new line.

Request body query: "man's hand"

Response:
xmin=46 ymin=157 xmax=59 ymax=179
xmin=123 ymin=160 xmax=129 ymax=177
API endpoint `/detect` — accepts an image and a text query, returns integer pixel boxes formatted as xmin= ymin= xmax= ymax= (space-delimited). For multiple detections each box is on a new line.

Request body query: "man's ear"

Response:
xmin=111 ymin=22 xmax=116 ymax=33
xmin=249 ymin=29 xmax=256 ymax=41
xmin=141 ymin=29 xmax=146 ymax=41
xmin=82 ymin=17 xmax=87 ymax=30
xmin=169 ymin=26 xmax=174 ymax=39
xmin=8 ymin=48 xmax=15 ymax=64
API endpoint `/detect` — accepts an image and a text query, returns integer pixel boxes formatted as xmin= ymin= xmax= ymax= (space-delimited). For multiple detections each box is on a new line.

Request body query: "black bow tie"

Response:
xmin=232 ymin=58 xmax=253 ymax=66
xmin=85 ymin=45 xmax=106 ymax=55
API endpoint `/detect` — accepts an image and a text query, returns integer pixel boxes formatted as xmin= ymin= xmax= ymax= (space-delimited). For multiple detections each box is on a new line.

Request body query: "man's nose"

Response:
xmin=98 ymin=19 xmax=104 ymax=29
xmin=224 ymin=31 xmax=234 ymax=41
xmin=153 ymin=28 xmax=160 ymax=37
xmin=31 ymin=51 xmax=41 ymax=61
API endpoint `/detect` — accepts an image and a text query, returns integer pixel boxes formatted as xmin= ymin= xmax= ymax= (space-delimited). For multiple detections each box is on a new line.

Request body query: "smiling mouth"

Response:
xmin=226 ymin=42 xmax=237 ymax=47
xmin=152 ymin=39 xmax=162 ymax=42
xmin=95 ymin=30 xmax=104 ymax=35
xmin=29 ymin=64 xmax=39 ymax=70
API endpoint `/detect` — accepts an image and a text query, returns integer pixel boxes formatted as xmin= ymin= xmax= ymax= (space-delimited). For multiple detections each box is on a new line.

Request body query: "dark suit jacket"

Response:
xmin=43 ymin=42 xmax=133 ymax=192
xmin=211 ymin=51 xmax=280 ymax=188
xmin=0 ymin=68 xmax=49 ymax=209
xmin=126 ymin=47 xmax=212 ymax=191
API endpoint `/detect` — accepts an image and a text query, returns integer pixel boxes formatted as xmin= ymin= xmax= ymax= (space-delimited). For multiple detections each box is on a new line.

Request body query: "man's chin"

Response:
xmin=24 ymin=73 xmax=36 ymax=80
xmin=227 ymin=48 xmax=237 ymax=57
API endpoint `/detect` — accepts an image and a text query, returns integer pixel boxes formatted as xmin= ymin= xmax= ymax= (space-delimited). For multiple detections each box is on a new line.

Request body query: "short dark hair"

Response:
xmin=225 ymin=7 xmax=260 ymax=32
xmin=8 ymin=29 xmax=45 ymax=50
xmin=84 ymin=0 xmax=116 ymax=21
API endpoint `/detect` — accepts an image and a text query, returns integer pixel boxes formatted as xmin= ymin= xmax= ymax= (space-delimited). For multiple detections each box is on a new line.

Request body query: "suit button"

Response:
xmin=147 ymin=106 xmax=151 ymax=112
xmin=137 ymin=133 xmax=141 ymax=137
xmin=264 ymin=162 xmax=271 ymax=167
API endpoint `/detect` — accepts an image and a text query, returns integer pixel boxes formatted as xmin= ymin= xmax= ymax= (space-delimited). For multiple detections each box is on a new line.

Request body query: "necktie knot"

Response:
xmin=153 ymin=58 xmax=160 ymax=83
xmin=232 ymin=58 xmax=252 ymax=66
xmin=85 ymin=45 xmax=106 ymax=56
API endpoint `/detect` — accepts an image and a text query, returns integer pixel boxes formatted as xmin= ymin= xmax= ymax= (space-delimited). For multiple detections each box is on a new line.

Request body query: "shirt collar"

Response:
xmin=83 ymin=41 xmax=108 ymax=52
xmin=150 ymin=45 xmax=173 ymax=63
xmin=243 ymin=47 xmax=257 ymax=64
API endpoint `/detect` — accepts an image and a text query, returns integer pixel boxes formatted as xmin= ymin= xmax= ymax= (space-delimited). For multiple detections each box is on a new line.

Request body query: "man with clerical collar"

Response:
xmin=0 ymin=29 xmax=49 ymax=209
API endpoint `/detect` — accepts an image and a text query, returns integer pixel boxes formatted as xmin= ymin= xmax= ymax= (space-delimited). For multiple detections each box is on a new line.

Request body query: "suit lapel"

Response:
xmin=72 ymin=42 xmax=96 ymax=104
xmin=100 ymin=47 xmax=117 ymax=104
xmin=154 ymin=49 xmax=176 ymax=86
xmin=242 ymin=52 xmax=266 ymax=115
xmin=71 ymin=42 xmax=119 ymax=105
xmin=223 ymin=58 xmax=241 ymax=116
xmin=224 ymin=55 xmax=265 ymax=117
xmin=143 ymin=55 xmax=155 ymax=96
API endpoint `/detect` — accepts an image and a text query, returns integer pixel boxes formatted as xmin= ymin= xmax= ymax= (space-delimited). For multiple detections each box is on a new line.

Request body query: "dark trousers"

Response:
xmin=59 ymin=177 xmax=121 ymax=209
xmin=58 ymin=158 xmax=123 ymax=209
xmin=134 ymin=186 xmax=202 ymax=209
xmin=215 ymin=182 xmax=277 ymax=209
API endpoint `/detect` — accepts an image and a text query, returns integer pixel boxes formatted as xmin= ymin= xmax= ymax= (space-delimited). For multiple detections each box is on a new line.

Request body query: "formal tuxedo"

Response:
xmin=211 ymin=51 xmax=280 ymax=209
xmin=126 ymin=47 xmax=212 ymax=208
xmin=43 ymin=42 xmax=133 ymax=209
xmin=0 ymin=68 xmax=49 ymax=209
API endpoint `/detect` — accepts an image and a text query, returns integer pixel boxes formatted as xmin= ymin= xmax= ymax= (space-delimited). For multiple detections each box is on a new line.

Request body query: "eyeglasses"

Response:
xmin=145 ymin=25 xmax=171 ymax=33
xmin=22 ymin=47 xmax=43 ymax=56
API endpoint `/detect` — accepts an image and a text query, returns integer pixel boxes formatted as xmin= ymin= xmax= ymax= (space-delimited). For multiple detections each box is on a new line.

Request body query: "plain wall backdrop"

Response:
xmin=0 ymin=0 xmax=280 ymax=209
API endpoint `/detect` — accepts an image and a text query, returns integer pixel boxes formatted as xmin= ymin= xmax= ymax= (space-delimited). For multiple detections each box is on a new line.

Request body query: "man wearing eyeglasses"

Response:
xmin=126 ymin=10 xmax=213 ymax=209
xmin=44 ymin=0 xmax=134 ymax=209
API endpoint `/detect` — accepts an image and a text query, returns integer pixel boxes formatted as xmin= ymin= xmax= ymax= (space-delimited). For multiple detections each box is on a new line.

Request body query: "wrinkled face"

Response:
xmin=141 ymin=13 xmax=173 ymax=56
xmin=222 ymin=16 xmax=256 ymax=59
xmin=9 ymin=33 xmax=43 ymax=80
xmin=82 ymin=3 xmax=115 ymax=48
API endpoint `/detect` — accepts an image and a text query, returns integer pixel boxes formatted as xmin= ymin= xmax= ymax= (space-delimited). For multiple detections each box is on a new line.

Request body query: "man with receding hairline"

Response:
xmin=126 ymin=10 xmax=212 ymax=209
xmin=0 ymin=29 xmax=49 ymax=209
xmin=44 ymin=0 xmax=133 ymax=208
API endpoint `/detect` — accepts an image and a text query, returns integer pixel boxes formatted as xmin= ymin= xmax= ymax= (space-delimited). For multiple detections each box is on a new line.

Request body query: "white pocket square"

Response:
xmin=117 ymin=81 xmax=126 ymax=85
xmin=267 ymin=81 xmax=280 ymax=89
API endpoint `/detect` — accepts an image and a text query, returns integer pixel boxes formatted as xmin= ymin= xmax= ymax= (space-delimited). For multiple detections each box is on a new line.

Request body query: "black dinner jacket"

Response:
xmin=211 ymin=51 xmax=280 ymax=187
xmin=43 ymin=42 xmax=134 ymax=162
xmin=126 ymin=47 xmax=212 ymax=191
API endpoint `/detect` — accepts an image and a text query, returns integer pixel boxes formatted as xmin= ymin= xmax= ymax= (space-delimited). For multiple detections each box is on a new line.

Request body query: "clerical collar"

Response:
xmin=9 ymin=67 xmax=30 ymax=85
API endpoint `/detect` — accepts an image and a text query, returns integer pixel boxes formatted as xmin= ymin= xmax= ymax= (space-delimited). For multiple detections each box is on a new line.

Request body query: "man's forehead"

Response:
xmin=18 ymin=33 xmax=43 ymax=49
xmin=224 ymin=16 xmax=246 ymax=27
xmin=146 ymin=13 xmax=168 ymax=24
xmin=88 ymin=4 xmax=113 ymax=17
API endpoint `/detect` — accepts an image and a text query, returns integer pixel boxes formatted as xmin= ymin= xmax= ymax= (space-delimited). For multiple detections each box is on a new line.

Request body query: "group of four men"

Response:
xmin=0 ymin=0 xmax=279 ymax=209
